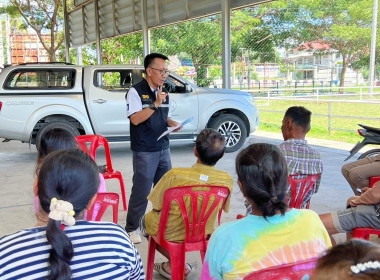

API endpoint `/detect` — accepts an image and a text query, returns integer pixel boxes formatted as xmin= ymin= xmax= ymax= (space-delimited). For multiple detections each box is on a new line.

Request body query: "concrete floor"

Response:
xmin=0 ymin=129 xmax=371 ymax=279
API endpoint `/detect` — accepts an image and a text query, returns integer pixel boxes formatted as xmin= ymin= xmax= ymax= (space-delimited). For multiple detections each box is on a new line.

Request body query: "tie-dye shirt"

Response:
xmin=201 ymin=209 xmax=331 ymax=280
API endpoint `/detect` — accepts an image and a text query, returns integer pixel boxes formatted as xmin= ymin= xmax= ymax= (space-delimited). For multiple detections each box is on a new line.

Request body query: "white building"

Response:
xmin=285 ymin=41 xmax=364 ymax=85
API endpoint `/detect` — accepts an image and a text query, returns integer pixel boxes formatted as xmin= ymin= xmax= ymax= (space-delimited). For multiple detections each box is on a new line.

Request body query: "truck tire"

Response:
xmin=35 ymin=121 xmax=80 ymax=149
xmin=209 ymin=114 xmax=247 ymax=153
xmin=358 ymin=149 xmax=380 ymax=160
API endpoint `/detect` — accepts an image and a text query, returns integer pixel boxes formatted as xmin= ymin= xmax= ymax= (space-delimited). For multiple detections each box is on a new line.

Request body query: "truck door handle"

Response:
xmin=93 ymin=99 xmax=107 ymax=104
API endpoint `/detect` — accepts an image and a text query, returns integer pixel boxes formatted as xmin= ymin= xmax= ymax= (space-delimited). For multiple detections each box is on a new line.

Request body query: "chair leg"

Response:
xmin=200 ymin=249 xmax=206 ymax=263
xmin=103 ymin=172 xmax=127 ymax=211
xmin=112 ymin=203 xmax=119 ymax=224
xmin=146 ymin=236 xmax=157 ymax=280
xmin=168 ymin=246 xmax=186 ymax=280
xmin=116 ymin=172 xmax=127 ymax=211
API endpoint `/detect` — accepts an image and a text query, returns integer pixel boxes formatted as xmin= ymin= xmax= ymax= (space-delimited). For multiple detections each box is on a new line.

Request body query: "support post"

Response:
xmin=221 ymin=0 xmax=231 ymax=89
xmin=62 ymin=0 xmax=70 ymax=63
xmin=369 ymin=0 xmax=378 ymax=95
xmin=94 ymin=0 xmax=102 ymax=65
xmin=142 ymin=0 xmax=150 ymax=57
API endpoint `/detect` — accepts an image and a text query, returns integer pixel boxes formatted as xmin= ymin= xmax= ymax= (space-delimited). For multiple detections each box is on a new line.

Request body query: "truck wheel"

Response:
xmin=209 ymin=114 xmax=247 ymax=153
xmin=35 ymin=121 xmax=80 ymax=149
xmin=358 ymin=149 xmax=380 ymax=160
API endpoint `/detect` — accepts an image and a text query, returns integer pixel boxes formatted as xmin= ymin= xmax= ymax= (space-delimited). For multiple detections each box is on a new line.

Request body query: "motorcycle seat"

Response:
xmin=358 ymin=124 xmax=380 ymax=134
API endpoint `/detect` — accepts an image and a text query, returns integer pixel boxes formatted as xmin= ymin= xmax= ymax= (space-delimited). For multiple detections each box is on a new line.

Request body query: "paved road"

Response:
xmin=0 ymin=130 xmax=364 ymax=279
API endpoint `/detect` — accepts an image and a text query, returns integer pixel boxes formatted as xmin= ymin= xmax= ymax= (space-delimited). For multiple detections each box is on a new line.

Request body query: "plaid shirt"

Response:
xmin=280 ymin=139 xmax=323 ymax=208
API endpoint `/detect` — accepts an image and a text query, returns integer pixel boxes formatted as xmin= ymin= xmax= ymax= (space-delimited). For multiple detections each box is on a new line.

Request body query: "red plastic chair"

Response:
xmin=146 ymin=185 xmax=230 ymax=280
xmin=86 ymin=192 xmax=120 ymax=223
xmin=243 ymin=258 xmax=317 ymax=280
xmin=353 ymin=227 xmax=380 ymax=240
xmin=370 ymin=176 xmax=380 ymax=188
xmin=75 ymin=135 xmax=127 ymax=211
xmin=288 ymin=174 xmax=320 ymax=209
xmin=352 ymin=176 xmax=380 ymax=240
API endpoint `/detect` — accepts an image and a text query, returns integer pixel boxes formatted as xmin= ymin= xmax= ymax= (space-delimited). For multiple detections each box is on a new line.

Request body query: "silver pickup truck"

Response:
xmin=0 ymin=63 xmax=259 ymax=152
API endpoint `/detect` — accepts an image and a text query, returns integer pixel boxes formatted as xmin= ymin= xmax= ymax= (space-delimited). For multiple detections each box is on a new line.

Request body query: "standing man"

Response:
xmin=125 ymin=53 xmax=178 ymax=244
xmin=280 ymin=106 xmax=323 ymax=207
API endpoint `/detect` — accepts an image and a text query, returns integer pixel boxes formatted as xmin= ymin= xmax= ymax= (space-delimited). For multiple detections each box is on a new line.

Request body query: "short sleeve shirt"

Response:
xmin=126 ymin=84 xmax=172 ymax=118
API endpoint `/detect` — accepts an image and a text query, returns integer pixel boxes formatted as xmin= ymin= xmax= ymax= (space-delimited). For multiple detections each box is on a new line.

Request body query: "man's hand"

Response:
xmin=361 ymin=187 xmax=369 ymax=193
xmin=154 ymin=86 xmax=168 ymax=107
xmin=346 ymin=196 xmax=359 ymax=208
xmin=167 ymin=118 xmax=181 ymax=132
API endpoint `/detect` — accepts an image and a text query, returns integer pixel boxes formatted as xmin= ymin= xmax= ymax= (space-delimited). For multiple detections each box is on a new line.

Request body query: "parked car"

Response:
xmin=0 ymin=63 xmax=259 ymax=152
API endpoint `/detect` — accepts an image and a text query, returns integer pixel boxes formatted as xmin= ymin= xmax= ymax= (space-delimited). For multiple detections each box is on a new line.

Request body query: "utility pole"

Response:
xmin=369 ymin=0 xmax=378 ymax=95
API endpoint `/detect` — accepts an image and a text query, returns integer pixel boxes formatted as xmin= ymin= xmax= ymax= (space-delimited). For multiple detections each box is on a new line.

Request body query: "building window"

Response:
xmin=303 ymin=70 xmax=313 ymax=79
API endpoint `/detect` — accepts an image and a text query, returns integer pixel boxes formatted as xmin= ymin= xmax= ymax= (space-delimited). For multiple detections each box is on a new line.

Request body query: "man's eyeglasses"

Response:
xmin=150 ymin=67 xmax=169 ymax=76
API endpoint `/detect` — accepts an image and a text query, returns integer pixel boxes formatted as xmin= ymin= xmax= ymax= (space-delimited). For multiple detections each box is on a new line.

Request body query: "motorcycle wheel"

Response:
xmin=358 ymin=149 xmax=380 ymax=160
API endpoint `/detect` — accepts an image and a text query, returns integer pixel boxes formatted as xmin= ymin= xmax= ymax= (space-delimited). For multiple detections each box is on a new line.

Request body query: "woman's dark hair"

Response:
xmin=312 ymin=239 xmax=380 ymax=280
xmin=36 ymin=128 xmax=78 ymax=174
xmin=38 ymin=149 xmax=100 ymax=280
xmin=196 ymin=128 xmax=226 ymax=166
xmin=235 ymin=143 xmax=289 ymax=219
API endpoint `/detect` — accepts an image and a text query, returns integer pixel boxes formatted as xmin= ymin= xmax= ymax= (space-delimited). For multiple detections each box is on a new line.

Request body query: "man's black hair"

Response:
xmin=196 ymin=128 xmax=226 ymax=166
xmin=284 ymin=106 xmax=311 ymax=131
xmin=144 ymin=53 xmax=169 ymax=70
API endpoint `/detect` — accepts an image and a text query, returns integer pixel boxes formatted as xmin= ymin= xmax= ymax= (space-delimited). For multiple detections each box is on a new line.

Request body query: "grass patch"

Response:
xmin=256 ymin=99 xmax=380 ymax=144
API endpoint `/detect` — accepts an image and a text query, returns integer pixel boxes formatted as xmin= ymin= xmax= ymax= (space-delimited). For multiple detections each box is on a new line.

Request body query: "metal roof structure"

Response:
xmin=63 ymin=0 xmax=272 ymax=88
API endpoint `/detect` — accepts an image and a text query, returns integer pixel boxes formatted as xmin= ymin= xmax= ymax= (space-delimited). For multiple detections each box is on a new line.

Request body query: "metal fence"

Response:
xmin=72 ymin=0 xmax=376 ymax=92
xmin=254 ymin=87 xmax=380 ymax=135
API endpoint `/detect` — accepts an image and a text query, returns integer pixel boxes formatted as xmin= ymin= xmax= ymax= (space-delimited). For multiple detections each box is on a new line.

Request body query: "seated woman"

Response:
xmin=312 ymin=239 xmax=380 ymax=280
xmin=34 ymin=128 xmax=106 ymax=223
xmin=0 ymin=149 xmax=144 ymax=279
xmin=201 ymin=143 xmax=331 ymax=280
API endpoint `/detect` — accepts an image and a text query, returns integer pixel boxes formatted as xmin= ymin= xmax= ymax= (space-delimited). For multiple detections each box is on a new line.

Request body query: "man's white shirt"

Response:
xmin=126 ymin=85 xmax=172 ymax=118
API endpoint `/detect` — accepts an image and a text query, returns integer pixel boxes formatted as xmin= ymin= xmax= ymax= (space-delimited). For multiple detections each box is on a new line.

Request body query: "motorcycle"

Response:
xmin=344 ymin=124 xmax=380 ymax=161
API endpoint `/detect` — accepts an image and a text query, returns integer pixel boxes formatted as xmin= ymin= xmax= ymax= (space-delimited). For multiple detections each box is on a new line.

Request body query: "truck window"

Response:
xmin=94 ymin=70 xmax=144 ymax=91
xmin=165 ymin=75 xmax=189 ymax=94
xmin=4 ymin=69 xmax=75 ymax=89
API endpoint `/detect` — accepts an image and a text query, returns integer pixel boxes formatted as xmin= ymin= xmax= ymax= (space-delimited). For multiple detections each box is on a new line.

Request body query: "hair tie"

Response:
xmin=49 ymin=197 xmax=76 ymax=227
xmin=351 ymin=261 xmax=380 ymax=275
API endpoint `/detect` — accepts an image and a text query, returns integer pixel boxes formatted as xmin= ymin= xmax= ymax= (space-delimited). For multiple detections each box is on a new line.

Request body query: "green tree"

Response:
xmin=101 ymin=33 xmax=143 ymax=65
xmin=267 ymin=0 xmax=373 ymax=92
xmin=151 ymin=17 xmax=222 ymax=87
xmin=2 ymin=0 xmax=68 ymax=62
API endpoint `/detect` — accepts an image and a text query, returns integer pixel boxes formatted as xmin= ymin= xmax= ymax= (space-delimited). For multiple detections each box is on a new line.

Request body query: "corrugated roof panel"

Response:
xmin=69 ymin=9 xmax=85 ymax=45
xmin=99 ymin=0 xmax=115 ymax=37
xmin=159 ymin=0 xmax=187 ymax=26
xmin=115 ymin=0 xmax=136 ymax=34
xmin=68 ymin=0 xmax=271 ymax=47
xmin=84 ymin=3 xmax=96 ymax=43
xmin=188 ymin=0 xmax=220 ymax=18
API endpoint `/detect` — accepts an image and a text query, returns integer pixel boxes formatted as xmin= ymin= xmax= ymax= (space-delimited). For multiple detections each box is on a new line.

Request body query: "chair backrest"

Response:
xmin=75 ymin=135 xmax=114 ymax=173
xmin=243 ymin=258 xmax=317 ymax=280
xmin=86 ymin=192 xmax=119 ymax=223
xmin=288 ymin=174 xmax=320 ymax=209
xmin=158 ymin=185 xmax=230 ymax=243
xmin=370 ymin=176 xmax=380 ymax=188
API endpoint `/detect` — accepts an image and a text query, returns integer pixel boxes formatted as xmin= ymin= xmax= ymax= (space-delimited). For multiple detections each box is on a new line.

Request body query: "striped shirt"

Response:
xmin=0 ymin=221 xmax=145 ymax=280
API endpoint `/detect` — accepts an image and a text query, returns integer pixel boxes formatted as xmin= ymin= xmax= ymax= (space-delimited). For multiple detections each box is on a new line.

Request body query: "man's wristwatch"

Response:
xmin=149 ymin=103 xmax=158 ymax=111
